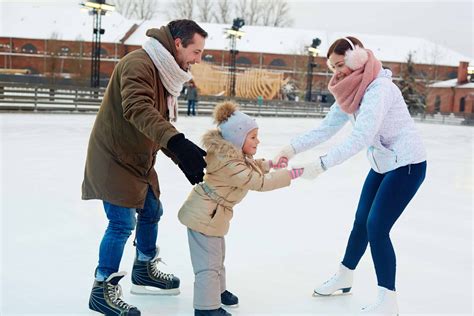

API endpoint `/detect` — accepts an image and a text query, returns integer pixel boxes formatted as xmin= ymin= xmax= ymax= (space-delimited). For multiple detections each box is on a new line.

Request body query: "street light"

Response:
xmin=226 ymin=18 xmax=245 ymax=97
xmin=80 ymin=0 xmax=115 ymax=88
xmin=305 ymin=37 xmax=321 ymax=102
xmin=468 ymin=65 xmax=474 ymax=82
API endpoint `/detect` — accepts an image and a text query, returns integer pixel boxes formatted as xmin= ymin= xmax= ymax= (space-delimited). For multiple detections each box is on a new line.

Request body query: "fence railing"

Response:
xmin=0 ymin=82 xmax=104 ymax=112
xmin=0 ymin=82 xmax=472 ymax=125
xmin=0 ymin=82 xmax=330 ymax=118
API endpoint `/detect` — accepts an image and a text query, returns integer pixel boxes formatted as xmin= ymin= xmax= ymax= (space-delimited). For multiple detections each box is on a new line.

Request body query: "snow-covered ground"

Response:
xmin=1 ymin=113 xmax=472 ymax=315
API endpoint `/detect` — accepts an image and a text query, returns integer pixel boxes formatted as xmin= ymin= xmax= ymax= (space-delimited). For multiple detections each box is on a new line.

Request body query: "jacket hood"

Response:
xmin=378 ymin=68 xmax=393 ymax=81
xmin=146 ymin=26 xmax=177 ymax=58
xmin=202 ymin=129 xmax=244 ymax=159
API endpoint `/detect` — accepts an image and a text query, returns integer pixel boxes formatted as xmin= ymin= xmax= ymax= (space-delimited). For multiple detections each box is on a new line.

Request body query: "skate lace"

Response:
xmin=150 ymin=257 xmax=174 ymax=281
xmin=106 ymin=283 xmax=135 ymax=310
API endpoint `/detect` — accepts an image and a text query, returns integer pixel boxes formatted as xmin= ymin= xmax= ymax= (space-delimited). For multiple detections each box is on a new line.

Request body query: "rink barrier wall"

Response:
xmin=0 ymin=82 xmax=472 ymax=125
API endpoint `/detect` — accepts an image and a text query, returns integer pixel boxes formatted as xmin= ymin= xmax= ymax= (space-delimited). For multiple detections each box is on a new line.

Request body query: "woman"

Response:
xmin=274 ymin=36 xmax=427 ymax=315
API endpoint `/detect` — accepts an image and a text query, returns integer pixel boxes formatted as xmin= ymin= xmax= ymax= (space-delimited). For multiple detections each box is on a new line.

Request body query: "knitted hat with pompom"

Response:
xmin=213 ymin=101 xmax=258 ymax=149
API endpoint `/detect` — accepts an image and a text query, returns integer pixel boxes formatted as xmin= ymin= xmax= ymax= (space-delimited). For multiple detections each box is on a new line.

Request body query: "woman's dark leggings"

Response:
xmin=341 ymin=161 xmax=427 ymax=290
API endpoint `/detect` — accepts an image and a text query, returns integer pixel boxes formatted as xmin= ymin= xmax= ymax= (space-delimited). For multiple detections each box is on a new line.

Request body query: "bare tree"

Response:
xmin=261 ymin=0 xmax=293 ymax=27
xmin=112 ymin=0 xmax=159 ymax=20
xmin=234 ymin=0 xmax=247 ymax=19
xmin=213 ymin=0 xmax=233 ymax=24
xmin=247 ymin=0 xmax=263 ymax=25
xmin=196 ymin=0 xmax=214 ymax=22
xmin=234 ymin=0 xmax=262 ymax=25
xmin=111 ymin=0 xmax=136 ymax=18
xmin=45 ymin=32 xmax=61 ymax=84
xmin=133 ymin=0 xmax=159 ymax=20
xmin=167 ymin=0 xmax=194 ymax=20
xmin=420 ymin=43 xmax=446 ymax=83
xmin=69 ymin=37 xmax=89 ymax=86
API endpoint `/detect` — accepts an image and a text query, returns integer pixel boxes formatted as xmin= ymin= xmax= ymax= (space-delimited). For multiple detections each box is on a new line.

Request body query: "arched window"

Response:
xmin=60 ymin=46 xmax=70 ymax=55
xmin=434 ymin=95 xmax=441 ymax=113
xmin=100 ymin=48 xmax=108 ymax=56
xmin=21 ymin=43 xmax=37 ymax=54
xmin=203 ymin=54 xmax=214 ymax=62
xmin=269 ymin=58 xmax=287 ymax=67
xmin=417 ymin=70 xmax=427 ymax=77
xmin=447 ymin=71 xmax=457 ymax=79
xmin=26 ymin=67 xmax=38 ymax=74
xmin=236 ymin=56 xmax=251 ymax=66
xmin=460 ymin=97 xmax=466 ymax=112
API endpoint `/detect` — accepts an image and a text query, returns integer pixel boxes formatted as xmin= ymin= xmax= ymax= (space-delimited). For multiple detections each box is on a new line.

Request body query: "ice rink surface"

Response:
xmin=1 ymin=113 xmax=472 ymax=315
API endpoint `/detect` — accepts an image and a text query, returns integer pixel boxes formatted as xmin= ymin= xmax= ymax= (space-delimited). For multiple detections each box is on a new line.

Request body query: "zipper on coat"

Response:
xmin=371 ymin=150 xmax=380 ymax=172
xmin=408 ymin=164 xmax=411 ymax=175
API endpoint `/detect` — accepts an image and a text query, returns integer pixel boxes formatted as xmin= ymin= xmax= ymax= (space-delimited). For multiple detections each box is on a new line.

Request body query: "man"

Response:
xmin=83 ymin=20 xmax=208 ymax=316
xmin=186 ymin=80 xmax=198 ymax=116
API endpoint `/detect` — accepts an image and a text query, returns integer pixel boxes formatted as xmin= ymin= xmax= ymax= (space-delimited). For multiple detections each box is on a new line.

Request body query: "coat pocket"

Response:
xmin=210 ymin=207 xmax=217 ymax=219
xmin=367 ymin=145 xmax=398 ymax=173
xmin=207 ymin=205 xmax=233 ymax=233
xmin=117 ymin=153 xmax=152 ymax=176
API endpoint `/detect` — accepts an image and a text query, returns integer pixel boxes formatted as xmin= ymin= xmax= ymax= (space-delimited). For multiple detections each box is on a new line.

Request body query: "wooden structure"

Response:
xmin=236 ymin=68 xmax=286 ymax=100
xmin=190 ymin=63 xmax=227 ymax=96
xmin=190 ymin=63 xmax=285 ymax=100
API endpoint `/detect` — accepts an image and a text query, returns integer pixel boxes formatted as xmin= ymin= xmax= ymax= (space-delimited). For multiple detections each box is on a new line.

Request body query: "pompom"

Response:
xmin=344 ymin=45 xmax=368 ymax=70
xmin=213 ymin=101 xmax=238 ymax=124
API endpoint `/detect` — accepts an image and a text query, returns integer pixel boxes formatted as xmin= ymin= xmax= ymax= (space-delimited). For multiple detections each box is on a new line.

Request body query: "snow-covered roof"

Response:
xmin=429 ymin=78 xmax=474 ymax=88
xmin=1 ymin=2 xmax=136 ymax=43
xmin=127 ymin=21 xmax=473 ymax=67
xmin=1 ymin=3 xmax=472 ymax=67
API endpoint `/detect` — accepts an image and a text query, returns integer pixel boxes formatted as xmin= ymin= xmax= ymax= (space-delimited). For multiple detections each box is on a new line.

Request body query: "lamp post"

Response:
xmin=468 ymin=65 xmax=474 ymax=82
xmin=226 ymin=18 xmax=245 ymax=97
xmin=81 ymin=1 xmax=115 ymax=88
xmin=305 ymin=38 xmax=321 ymax=102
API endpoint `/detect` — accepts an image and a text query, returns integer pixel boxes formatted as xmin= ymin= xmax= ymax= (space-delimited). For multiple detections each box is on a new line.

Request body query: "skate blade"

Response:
xmin=312 ymin=288 xmax=352 ymax=297
xmin=130 ymin=284 xmax=180 ymax=296
xmin=222 ymin=303 xmax=239 ymax=308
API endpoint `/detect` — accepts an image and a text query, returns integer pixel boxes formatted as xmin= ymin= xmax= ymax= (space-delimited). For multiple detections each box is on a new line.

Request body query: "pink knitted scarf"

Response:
xmin=328 ymin=49 xmax=382 ymax=114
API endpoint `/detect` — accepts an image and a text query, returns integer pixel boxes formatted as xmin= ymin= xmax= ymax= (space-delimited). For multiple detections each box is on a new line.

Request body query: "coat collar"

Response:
xmin=145 ymin=26 xmax=177 ymax=58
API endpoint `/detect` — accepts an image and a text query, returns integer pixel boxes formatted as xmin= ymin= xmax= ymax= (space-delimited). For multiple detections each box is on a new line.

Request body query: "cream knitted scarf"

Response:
xmin=143 ymin=37 xmax=192 ymax=121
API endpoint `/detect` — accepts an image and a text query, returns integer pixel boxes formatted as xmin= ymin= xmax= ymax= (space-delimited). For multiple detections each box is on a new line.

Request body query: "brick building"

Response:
xmin=0 ymin=34 xmax=464 ymax=96
xmin=0 ymin=3 xmax=472 ymax=106
xmin=426 ymin=62 xmax=474 ymax=114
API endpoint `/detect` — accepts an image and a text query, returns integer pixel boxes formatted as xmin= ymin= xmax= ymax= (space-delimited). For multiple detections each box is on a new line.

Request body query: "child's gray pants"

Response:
xmin=187 ymin=228 xmax=226 ymax=310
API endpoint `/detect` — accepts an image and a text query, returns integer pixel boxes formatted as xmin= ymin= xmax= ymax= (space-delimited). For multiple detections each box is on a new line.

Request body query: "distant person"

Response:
xmin=178 ymin=101 xmax=304 ymax=316
xmin=186 ymin=80 xmax=199 ymax=116
xmin=82 ymin=20 xmax=208 ymax=316
xmin=274 ymin=36 xmax=427 ymax=315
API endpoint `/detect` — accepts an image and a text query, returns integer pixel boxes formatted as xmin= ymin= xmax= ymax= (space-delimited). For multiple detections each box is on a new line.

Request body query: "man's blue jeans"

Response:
xmin=187 ymin=100 xmax=196 ymax=116
xmin=95 ymin=187 xmax=163 ymax=281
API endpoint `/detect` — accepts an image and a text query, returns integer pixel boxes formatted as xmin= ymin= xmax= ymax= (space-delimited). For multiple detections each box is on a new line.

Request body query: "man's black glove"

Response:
xmin=177 ymin=162 xmax=205 ymax=185
xmin=167 ymin=133 xmax=207 ymax=184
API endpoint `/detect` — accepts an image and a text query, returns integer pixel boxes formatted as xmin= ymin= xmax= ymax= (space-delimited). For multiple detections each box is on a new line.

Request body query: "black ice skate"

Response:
xmin=221 ymin=290 xmax=239 ymax=307
xmin=89 ymin=271 xmax=141 ymax=316
xmin=131 ymin=249 xmax=180 ymax=295
xmin=195 ymin=307 xmax=232 ymax=316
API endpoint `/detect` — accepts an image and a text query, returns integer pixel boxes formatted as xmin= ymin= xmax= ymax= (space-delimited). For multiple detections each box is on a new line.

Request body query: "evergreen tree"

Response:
xmin=398 ymin=52 xmax=426 ymax=114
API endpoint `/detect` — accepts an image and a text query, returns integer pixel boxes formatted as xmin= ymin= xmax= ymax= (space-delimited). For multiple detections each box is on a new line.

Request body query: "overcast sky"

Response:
xmin=3 ymin=0 xmax=473 ymax=58
xmin=286 ymin=0 xmax=473 ymax=58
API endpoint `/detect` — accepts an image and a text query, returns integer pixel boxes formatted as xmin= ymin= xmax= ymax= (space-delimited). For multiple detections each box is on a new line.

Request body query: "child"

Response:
xmin=178 ymin=101 xmax=303 ymax=316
